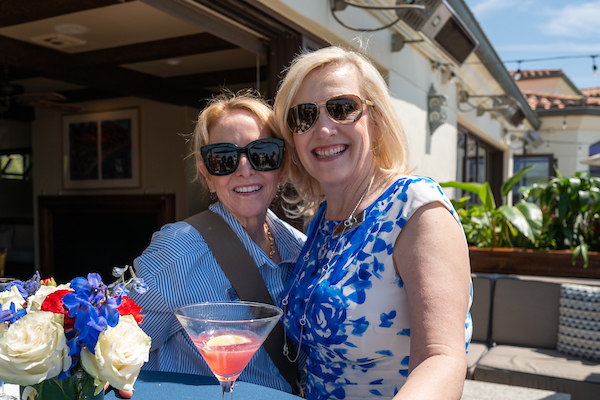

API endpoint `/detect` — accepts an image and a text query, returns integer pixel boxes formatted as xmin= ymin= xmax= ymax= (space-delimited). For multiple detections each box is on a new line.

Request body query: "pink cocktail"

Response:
xmin=193 ymin=330 xmax=261 ymax=381
xmin=175 ymin=302 xmax=282 ymax=400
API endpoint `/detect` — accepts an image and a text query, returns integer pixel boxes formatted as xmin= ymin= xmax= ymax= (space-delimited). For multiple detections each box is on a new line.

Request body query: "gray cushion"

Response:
xmin=466 ymin=341 xmax=489 ymax=379
xmin=474 ymin=344 xmax=600 ymax=400
xmin=492 ymin=277 xmax=561 ymax=348
xmin=472 ymin=276 xmax=492 ymax=343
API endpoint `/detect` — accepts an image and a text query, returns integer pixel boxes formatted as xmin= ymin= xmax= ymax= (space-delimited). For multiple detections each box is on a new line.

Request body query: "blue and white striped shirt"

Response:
xmin=131 ymin=201 xmax=306 ymax=393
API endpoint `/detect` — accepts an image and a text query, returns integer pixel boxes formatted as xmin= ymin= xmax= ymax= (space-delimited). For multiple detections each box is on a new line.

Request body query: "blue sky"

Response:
xmin=463 ymin=0 xmax=600 ymax=90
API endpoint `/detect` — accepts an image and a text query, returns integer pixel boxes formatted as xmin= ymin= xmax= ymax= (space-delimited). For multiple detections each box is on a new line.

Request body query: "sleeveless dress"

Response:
xmin=281 ymin=176 xmax=473 ymax=400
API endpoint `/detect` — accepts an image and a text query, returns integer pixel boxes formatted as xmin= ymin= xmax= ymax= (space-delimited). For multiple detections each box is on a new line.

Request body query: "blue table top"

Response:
xmin=105 ymin=371 xmax=301 ymax=400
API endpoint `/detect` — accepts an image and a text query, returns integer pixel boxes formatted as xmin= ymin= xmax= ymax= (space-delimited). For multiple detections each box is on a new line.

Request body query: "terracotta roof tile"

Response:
xmin=581 ymin=87 xmax=600 ymax=97
xmin=523 ymin=90 xmax=600 ymax=110
xmin=511 ymin=69 xmax=564 ymax=80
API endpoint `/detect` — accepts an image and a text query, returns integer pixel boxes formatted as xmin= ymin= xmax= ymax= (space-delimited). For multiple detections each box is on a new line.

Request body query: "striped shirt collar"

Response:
xmin=208 ymin=201 xmax=302 ymax=266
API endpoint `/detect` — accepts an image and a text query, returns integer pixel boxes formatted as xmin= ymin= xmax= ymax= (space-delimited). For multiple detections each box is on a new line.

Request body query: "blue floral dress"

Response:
xmin=281 ymin=176 xmax=473 ymax=400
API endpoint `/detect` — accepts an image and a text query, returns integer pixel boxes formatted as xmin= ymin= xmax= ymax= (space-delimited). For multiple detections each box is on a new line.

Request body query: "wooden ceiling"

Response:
xmin=0 ymin=0 xmax=305 ymax=120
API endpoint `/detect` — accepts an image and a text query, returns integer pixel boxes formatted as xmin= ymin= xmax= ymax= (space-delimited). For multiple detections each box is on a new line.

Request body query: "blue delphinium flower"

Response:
xmin=112 ymin=266 xmax=128 ymax=278
xmin=63 ymin=273 xmax=121 ymax=358
xmin=133 ymin=278 xmax=148 ymax=294
xmin=0 ymin=302 xmax=26 ymax=324
xmin=108 ymin=265 xmax=147 ymax=295
xmin=111 ymin=282 xmax=129 ymax=297
xmin=7 ymin=270 xmax=41 ymax=298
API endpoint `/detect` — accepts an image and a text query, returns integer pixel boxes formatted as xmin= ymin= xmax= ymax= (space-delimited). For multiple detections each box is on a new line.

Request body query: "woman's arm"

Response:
xmin=393 ymin=202 xmax=471 ymax=400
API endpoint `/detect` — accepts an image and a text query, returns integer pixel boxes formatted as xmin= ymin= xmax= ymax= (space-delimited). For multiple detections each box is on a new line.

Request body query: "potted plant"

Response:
xmin=521 ymin=169 xmax=600 ymax=267
xmin=441 ymin=167 xmax=600 ymax=278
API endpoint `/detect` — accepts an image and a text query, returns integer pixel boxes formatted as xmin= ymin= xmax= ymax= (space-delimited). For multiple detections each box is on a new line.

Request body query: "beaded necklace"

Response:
xmin=281 ymin=176 xmax=374 ymax=363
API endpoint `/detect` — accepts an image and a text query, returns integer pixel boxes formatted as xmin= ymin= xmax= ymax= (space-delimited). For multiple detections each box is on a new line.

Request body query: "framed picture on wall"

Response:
xmin=63 ymin=108 xmax=140 ymax=189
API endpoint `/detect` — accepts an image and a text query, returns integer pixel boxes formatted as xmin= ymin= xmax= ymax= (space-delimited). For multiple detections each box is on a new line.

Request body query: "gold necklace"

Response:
xmin=264 ymin=222 xmax=275 ymax=259
xmin=318 ymin=175 xmax=374 ymax=259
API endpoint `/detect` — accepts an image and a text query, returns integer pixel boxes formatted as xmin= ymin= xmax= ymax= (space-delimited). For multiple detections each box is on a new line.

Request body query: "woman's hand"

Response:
xmin=104 ymin=382 xmax=133 ymax=399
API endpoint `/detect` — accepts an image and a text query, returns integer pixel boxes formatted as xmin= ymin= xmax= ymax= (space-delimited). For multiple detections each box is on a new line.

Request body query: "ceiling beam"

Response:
xmin=165 ymin=67 xmax=266 ymax=88
xmin=0 ymin=35 xmax=211 ymax=107
xmin=70 ymin=33 xmax=238 ymax=67
xmin=0 ymin=0 xmax=134 ymax=28
xmin=141 ymin=0 xmax=266 ymax=55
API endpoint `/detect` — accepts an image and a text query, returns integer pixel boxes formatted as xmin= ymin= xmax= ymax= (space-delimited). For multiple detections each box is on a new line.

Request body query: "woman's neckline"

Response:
xmin=321 ymin=175 xmax=407 ymax=223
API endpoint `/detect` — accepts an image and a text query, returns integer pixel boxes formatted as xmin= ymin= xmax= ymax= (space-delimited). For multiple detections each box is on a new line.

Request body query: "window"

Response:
xmin=457 ymin=125 xmax=503 ymax=205
xmin=512 ymin=154 xmax=556 ymax=204
xmin=590 ymin=141 xmax=600 ymax=178
xmin=0 ymin=149 xmax=31 ymax=180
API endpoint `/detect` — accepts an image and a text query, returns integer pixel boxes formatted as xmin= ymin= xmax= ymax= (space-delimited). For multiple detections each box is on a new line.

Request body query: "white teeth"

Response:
xmin=315 ymin=146 xmax=346 ymax=158
xmin=234 ymin=185 xmax=261 ymax=193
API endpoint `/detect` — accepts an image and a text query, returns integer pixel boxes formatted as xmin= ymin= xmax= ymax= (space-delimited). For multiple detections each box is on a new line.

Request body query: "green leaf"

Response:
xmin=480 ymin=182 xmax=496 ymax=211
xmin=515 ymin=201 xmax=543 ymax=230
xmin=572 ymin=245 xmax=581 ymax=265
xmin=501 ymin=165 xmax=536 ymax=197
xmin=582 ymin=243 xmax=589 ymax=268
xmin=558 ymin=193 xmax=570 ymax=218
xmin=499 ymin=205 xmax=536 ymax=241
xmin=439 ymin=181 xmax=485 ymax=196
xmin=569 ymin=178 xmax=581 ymax=195
xmin=578 ymin=190 xmax=590 ymax=212
xmin=572 ymin=244 xmax=589 ymax=268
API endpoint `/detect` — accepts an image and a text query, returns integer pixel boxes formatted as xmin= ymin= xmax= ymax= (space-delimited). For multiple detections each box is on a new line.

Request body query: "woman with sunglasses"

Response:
xmin=273 ymin=46 xmax=472 ymax=399
xmin=132 ymin=90 xmax=306 ymax=393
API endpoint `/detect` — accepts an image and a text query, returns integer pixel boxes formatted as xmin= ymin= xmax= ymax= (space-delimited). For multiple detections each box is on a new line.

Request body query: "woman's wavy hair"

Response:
xmin=187 ymin=88 xmax=288 ymax=190
xmin=273 ymin=46 xmax=411 ymax=218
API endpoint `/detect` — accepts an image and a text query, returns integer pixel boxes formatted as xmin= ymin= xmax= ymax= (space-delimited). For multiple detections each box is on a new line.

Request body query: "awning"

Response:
xmin=580 ymin=153 xmax=600 ymax=166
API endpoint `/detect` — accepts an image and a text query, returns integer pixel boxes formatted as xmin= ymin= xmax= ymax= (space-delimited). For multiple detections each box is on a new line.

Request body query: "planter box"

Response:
xmin=469 ymin=247 xmax=600 ymax=279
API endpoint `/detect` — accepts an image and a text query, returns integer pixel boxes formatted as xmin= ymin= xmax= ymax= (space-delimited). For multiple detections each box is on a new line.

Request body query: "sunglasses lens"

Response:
xmin=287 ymin=103 xmax=318 ymax=134
xmin=326 ymin=96 xmax=362 ymax=124
xmin=206 ymin=147 xmax=238 ymax=174
xmin=203 ymin=139 xmax=283 ymax=176
xmin=248 ymin=142 xmax=282 ymax=170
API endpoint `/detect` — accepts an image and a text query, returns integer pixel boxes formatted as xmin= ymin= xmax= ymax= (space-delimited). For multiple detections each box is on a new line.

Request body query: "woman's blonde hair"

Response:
xmin=188 ymin=89 xmax=288 ymax=189
xmin=273 ymin=46 xmax=411 ymax=217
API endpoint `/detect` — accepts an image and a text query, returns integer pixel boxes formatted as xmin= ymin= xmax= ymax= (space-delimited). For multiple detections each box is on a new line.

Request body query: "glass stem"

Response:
xmin=219 ymin=380 xmax=234 ymax=400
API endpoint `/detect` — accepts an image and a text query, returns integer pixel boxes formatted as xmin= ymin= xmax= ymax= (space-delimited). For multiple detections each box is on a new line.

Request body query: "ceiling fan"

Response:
xmin=0 ymin=66 xmax=81 ymax=113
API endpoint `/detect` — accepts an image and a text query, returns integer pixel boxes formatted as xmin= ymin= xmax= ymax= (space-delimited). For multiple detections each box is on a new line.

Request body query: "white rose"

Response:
xmin=0 ymin=286 xmax=25 ymax=310
xmin=0 ymin=311 xmax=71 ymax=385
xmin=81 ymin=315 xmax=151 ymax=393
xmin=27 ymin=284 xmax=71 ymax=312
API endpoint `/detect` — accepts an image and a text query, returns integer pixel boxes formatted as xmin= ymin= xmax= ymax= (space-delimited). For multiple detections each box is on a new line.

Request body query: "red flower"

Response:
xmin=118 ymin=296 xmax=144 ymax=324
xmin=41 ymin=289 xmax=75 ymax=330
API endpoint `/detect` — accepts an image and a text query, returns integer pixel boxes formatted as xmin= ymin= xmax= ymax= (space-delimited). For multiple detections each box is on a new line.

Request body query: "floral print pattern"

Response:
xmin=282 ymin=176 xmax=473 ymax=399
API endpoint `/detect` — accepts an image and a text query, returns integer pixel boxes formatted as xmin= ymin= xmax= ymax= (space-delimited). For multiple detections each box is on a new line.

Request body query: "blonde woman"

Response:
xmin=133 ymin=90 xmax=305 ymax=393
xmin=274 ymin=47 xmax=472 ymax=399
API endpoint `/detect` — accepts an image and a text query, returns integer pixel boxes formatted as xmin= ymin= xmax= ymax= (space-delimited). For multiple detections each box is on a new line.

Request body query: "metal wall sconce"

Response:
xmin=428 ymin=85 xmax=447 ymax=135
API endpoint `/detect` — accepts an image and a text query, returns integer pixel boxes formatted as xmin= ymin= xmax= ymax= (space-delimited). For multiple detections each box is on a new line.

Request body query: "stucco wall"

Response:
xmin=261 ymin=0 xmax=512 ymax=188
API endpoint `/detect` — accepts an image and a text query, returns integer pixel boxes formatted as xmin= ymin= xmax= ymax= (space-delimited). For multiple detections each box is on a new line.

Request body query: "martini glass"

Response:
xmin=175 ymin=301 xmax=283 ymax=400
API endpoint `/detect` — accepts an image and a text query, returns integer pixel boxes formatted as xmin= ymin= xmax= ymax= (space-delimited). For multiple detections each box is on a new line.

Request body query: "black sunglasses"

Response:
xmin=287 ymin=94 xmax=374 ymax=134
xmin=201 ymin=138 xmax=285 ymax=176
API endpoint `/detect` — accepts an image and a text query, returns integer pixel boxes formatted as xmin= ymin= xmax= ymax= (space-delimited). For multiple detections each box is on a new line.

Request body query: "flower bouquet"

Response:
xmin=0 ymin=266 xmax=151 ymax=399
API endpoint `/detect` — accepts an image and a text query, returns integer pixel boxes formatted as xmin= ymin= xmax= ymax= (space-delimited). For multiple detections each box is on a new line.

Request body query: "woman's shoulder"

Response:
xmin=137 ymin=220 xmax=211 ymax=264
xmin=369 ymin=175 xmax=453 ymax=218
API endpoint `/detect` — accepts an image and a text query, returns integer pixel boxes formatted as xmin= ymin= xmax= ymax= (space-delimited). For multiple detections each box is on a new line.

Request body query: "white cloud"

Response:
xmin=540 ymin=1 xmax=600 ymax=38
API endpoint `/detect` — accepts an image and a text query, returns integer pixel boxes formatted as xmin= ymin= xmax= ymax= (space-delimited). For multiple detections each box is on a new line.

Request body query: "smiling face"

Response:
xmin=291 ymin=63 xmax=378 ymax=193
xmin=201 ymin=109 xmax=282 ymax=229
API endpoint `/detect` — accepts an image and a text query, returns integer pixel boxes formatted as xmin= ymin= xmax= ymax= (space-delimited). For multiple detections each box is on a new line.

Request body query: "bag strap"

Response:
xmin=185 ymin=210 xmax=302 ymax=395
